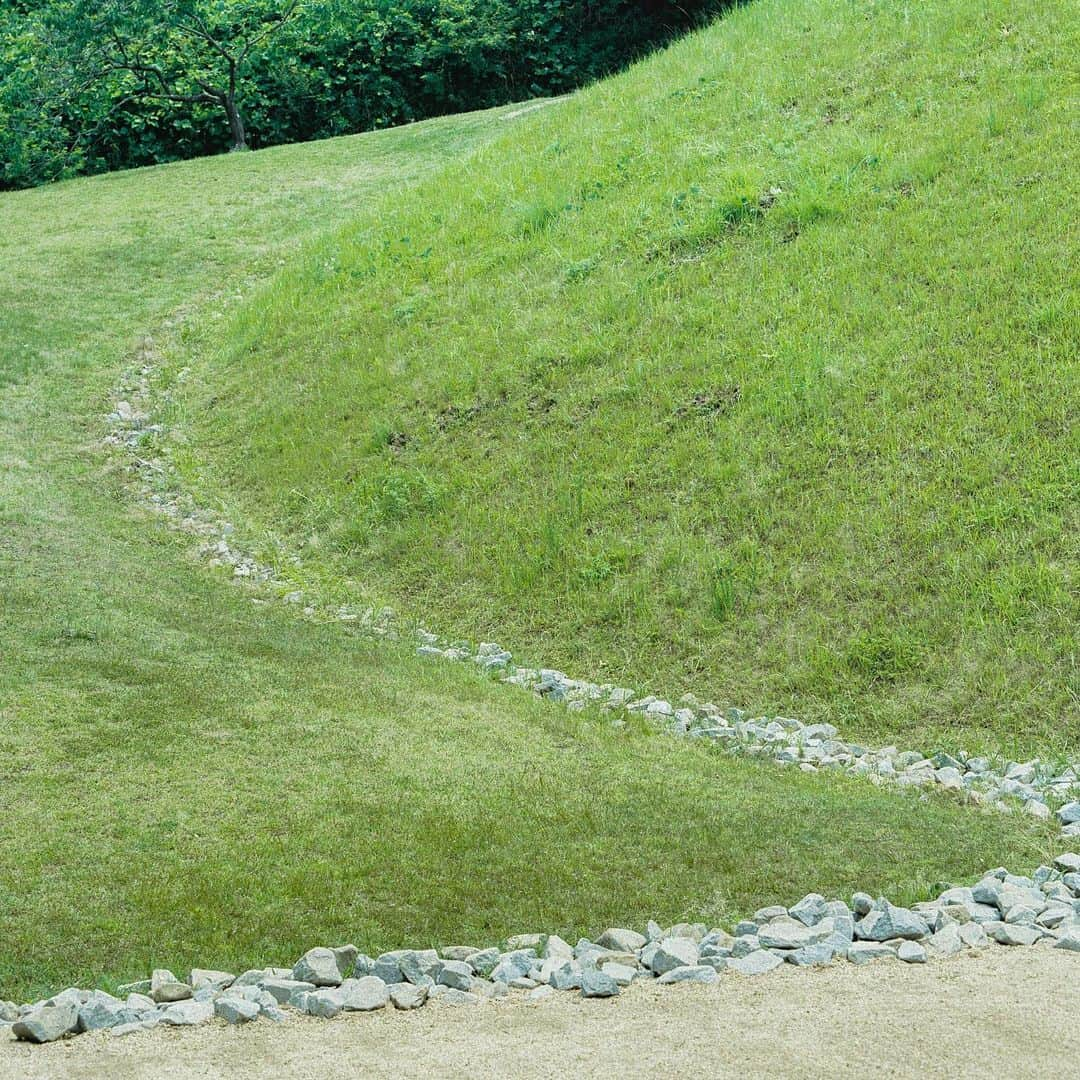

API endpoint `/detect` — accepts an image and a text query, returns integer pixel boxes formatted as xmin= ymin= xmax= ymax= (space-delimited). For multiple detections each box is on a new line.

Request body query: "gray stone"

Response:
xmin=991 ymin=923 xmax=1041 ymax=946
xmin=77 ymin=991 xmax=138 ymax=1032
xmin=125 ymin=992 xmax=156 ymax=1012
xmin=897 ymin=941 xmax=927 ymax=964
xmin=855 ymin=902 xmax=929 ymax=942
xmin=490 ymin=951 xmax=535 ymax=984
xmin=785 ymin=944 xmax=835 ymax=967
xmin=1053 ymin=931 xmax=1080 ymax=953
xmin=390 ymin=983 xmax=429 ymax=1010
xmin=701 ymin=929 xmax=736 ymax=951
xmin=972 ymin=878 xmax=1003 ymax=905
xmin=851 ymin=892 xmax=874 ymax=916
xmin=439 ymin=989 xmax=481 ymax=1006
xmin=396 ymin=950 xmax=439 ymax=985
xmin=440 ymin=946 xmax=481 ymax=963
xmin=600 ymin=962 xmax=638 ymax=986
xmin=789 ymin=894 xmax=828 ymax=926
xmin=232 ymin=969 xmax=271 ymax=987
xmin=648 ymin=938 xmax=700 ymax=974
xmin=437 ymin=960 xmax=474 ymax=990
xmin=1055 ymin=802 xmax=1080 ymax=825
xmin=935 ymin=767 xmax=964 ymax=790
xmin=824 ymin=915 xmax=855 ymax=951
xmin=758 ymin=916 xmax=833 ymax=950
xmin=370 ymin=953 xmax=405 ymax=984
xmin=656 ymin=965 xmax=719 ymax=985
xmin=548 ymin=962 xmax=583 ymax=991
xmin=215 ymin=998 xmax=260 ymax=1024
xmin=190 ymin=968 xmax=235 ymax=993
xmin=580 ymin=968 xmax=620 ymax=998
xmin=730 ymin=936 xmax=760 ymax=959
xmin=505 ymin=934 xmax=543 ymax=951
xmin=333 ymin=945 xmax=360 ymax=978
xmin=292 ymin=947 xmax=345 ymax=987
xmin=1004 ymin=905 xmax=1037 ymax=925
xmin=13 ymin=1001 xmax=79 ymax=1043
xmin=160 ymin=1000 xmax=214 ymax=1026
xmin=527 ymin=985 xmax=556 ymax=1003
xmin=1053 ymin=853 xmax=1080 ymax=874
xmin=471 ymin=978 xmax=509 ymax=1000
xmin=305 ymin=988 xmax=345 ymax=1019
xmin=959 ymin=922 xmax=989 ymax=949
xmin=150 ymin=968 xmax=192 ymax=1003
xmin=117 ymin=980 xmax=152 ymax=996
xmin=1038 ymin=905 xmax=1072 ymax=928
xmin=997 ymin=886 xmax=1046 ymax=915
xmin=46 ymin=988 xmax=86 ymax=1009
xmin=465 ymin=948 xmax=500 ymax=978
xmin=938 ymin=887 xmax=975 ymax=906
xmin=928 ymin=924 xmax=963 ymax=958
xmin=597 ymin=928 xmax=647 ymax=953
xmin=968 ymin=902 xmax=1002 ymax=924
xmin=846 ymin=942 xmax=897 ymax=965
xmin=753 ymin=905 xmax=789 ymax=924
xmin=261 ymin=978 xmax=316 ymax=1004
xmin=340 ymin=976 xmax=389 ymax=1011
xmin=541 ymin=935 xmax=575 ymax=963
xmin=729 ymin=951 xmax=783 ymax=976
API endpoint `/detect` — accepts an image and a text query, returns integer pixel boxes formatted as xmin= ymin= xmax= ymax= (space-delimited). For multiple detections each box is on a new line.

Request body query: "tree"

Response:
xmin=58 ymin=0 xmax=303 ymax=153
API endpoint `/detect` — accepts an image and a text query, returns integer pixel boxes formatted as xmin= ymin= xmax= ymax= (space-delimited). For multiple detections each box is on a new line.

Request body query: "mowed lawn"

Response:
xmin=0 ymin=78 xmax=1055 ymax=1001
xmin=167 ymin=0 xmax=1078 ymax=757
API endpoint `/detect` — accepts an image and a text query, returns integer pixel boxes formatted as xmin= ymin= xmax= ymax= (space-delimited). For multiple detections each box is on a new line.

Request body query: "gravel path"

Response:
xmin=4 ymin=948 xmax=1076 ymax=1079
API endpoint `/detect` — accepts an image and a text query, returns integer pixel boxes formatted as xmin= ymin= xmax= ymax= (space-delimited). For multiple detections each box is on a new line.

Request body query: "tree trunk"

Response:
xmin=224 ymin=65 xmax=246 ymax=151
xmin=224 ymin=94 xmax=247 ymax=151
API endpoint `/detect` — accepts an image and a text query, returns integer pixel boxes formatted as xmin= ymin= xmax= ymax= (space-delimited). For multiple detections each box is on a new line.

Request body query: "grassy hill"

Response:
xmin=0 ymin=7 xmax=1063 ymax=1002
xmin=167 ymin=0 xmax=1078 ymax=756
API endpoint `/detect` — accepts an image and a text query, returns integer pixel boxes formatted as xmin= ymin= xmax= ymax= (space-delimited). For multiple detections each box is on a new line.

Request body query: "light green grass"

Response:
xmin=0 ymin=32 xmax=1058 ymax=1004
xmin=169 ymin=0 xmax=1078 ymax=757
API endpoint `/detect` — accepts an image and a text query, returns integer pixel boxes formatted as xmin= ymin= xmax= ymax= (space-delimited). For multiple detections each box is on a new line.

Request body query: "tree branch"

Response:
xmin=238 ymin=0 xmax=301 ymax=63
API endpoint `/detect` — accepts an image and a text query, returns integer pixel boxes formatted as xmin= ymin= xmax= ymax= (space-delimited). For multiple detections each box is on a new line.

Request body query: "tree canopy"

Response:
xmin=1 ymin=0 xmax=725 ymax=189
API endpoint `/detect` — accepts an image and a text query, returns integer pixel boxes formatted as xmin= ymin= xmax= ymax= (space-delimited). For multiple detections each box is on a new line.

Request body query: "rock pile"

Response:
xmin=6 ymin=858 xmax=1079 ymax=1044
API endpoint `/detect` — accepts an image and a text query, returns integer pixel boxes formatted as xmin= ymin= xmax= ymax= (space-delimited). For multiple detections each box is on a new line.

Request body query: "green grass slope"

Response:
xmin=170 ymin=0 xmax=1079 ymax=755
xmin=0 ymin=103 xmax=1051 ymax=1002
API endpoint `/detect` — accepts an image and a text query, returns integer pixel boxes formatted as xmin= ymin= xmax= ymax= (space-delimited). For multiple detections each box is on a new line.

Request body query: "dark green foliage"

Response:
xmin=0 ymin=0 xmax=724 ymax=188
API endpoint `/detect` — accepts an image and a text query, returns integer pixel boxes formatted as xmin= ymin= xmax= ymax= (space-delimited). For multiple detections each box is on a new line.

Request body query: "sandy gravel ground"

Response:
xmin=3 ymin=947 xmax=1077 ymax=1080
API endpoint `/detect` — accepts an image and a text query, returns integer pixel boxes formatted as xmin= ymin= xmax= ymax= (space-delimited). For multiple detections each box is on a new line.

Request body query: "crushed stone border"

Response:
xmin=6 ymin=855 xmax=1080 ymax=1043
